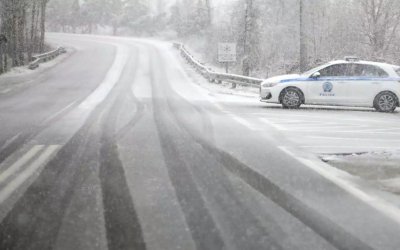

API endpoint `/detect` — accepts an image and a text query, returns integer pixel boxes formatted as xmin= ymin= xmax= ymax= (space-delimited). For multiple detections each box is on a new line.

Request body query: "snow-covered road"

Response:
xmin=0 ymin=33 xmax=399 ymax=250
xmin=183 ymin=65 xmax=400 ymax=155
xmin=212 ymin=100 xmax=400 ymax=155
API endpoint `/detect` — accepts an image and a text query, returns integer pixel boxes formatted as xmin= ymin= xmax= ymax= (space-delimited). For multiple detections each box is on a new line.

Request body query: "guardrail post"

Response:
xmin=173 ymin=42 xmax=264 ymax=88
xmin=28 ymin=47 xmax=66 ymax=70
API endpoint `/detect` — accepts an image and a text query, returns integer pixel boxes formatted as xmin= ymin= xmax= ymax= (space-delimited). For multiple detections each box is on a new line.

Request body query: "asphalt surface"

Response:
xmin=0 ymin=33 xmax=399 ymax=250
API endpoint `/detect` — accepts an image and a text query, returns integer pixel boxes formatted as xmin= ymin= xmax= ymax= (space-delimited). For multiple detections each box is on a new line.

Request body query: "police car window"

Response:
xmin=319 ymin=64 xmax=348 ymax=77
xmin=353 ymin=64 xmax=388 ymax=77
xmin=394 ymin=67 xmax=400 ymax=76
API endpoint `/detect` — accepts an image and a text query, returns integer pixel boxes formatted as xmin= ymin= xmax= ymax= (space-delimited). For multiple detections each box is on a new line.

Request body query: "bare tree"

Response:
xmin=204 ymin=0 xmax=212 ymax=25
xmin=360 ymin=0 xmax=400 ymax=59
xmin=299 ymin=0 xmax=307 ymax=72
xmin=39 ymin=0 xmax=49 ymax=52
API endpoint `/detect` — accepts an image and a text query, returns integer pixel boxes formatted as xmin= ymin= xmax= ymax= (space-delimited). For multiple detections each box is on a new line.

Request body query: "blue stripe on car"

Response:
xmin=280 ymin=77 xmax=400 ymax=83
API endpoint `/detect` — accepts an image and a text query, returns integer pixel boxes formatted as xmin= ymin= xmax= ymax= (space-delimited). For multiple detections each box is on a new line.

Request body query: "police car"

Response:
xmin=260 ymin=57 xmax=400 ymax=112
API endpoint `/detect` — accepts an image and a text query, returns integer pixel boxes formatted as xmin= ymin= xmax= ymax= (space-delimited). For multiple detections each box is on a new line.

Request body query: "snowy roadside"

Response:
xmin=0 ymin=46 xmax=72 ymax=95
xmin=178 ymin=37 xmax=228 ymax=74
xmin=171 ymin=46 xmax=260 ymax=99
xmin=174 ymin=45 xmax=400 ymax=200
xmin=322 ymin=151 xmax=400 ymax=195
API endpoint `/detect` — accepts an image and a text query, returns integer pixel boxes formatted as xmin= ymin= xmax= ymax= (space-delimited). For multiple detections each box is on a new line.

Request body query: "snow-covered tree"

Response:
xmin=0 ymin=0 xmax=50 ymax=74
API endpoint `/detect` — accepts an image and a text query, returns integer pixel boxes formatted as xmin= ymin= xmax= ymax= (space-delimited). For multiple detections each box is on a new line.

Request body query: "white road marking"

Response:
xmin=0 ymin=145 xmax=44 ymax=185
xmin=262 ymin=116 xmax=400 ymax=140
xmin=0 ymin=145 xmax=60 ymax=204
xmin=307 ymin=136 xmax=400 ymax=142
xmin=0 ymin=132 xmax=22 ymax=151
xmin=228 ymin=114 xmax=258 ymax=131
xmin=262 ymin=118 xmax=374 ymax=130
xmin=210 ymin=101 xmax=255 ymax=130
xmin=318 ymin=130 xmax=400 ymax=135
xmin=259 ymin=118 xmax=286 ymax=131
xmin=279 ymin=146 xmax=400 ymax=226
xmin=259 ymin=113 xmax=394 ymax=123
xmin=263 ymin=118 xmax=400 ymax=134
xmin=78 ymin=44 xmax=130 ymax=110
xmin=337 ymin=128 xmax=400 ymax=133
xmin=266 ymin=120 xmax=319 ymax=124
xmin=0 ymin=88 xmax=11 ymax=94
xmin=285 ymin=126 xmax=363 ymax=131
xmin=301 ymin=145 xmax=400 ymax=149
xmin=131 ymin=47 xmax=152 ymax=99
xmin=357 ymin=127 xmax=400 ymax=132
xmin=212 ymin=102 xmax=259 ymax=131
xmin=42 ymin=101 xmax=77 ymax=125
xmin=211 ymin=102 xmax=229 ymax=114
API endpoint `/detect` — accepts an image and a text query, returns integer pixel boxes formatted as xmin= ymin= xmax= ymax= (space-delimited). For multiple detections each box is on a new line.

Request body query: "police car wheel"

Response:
xmin=373 ymin=92 xmax=398 ymax=112
xmin=281 ymin=88 xmax=302 ymax=109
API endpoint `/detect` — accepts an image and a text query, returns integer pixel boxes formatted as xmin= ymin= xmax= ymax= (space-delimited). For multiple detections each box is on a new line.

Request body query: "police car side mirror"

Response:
xmin=311 ymin=72 xmax=321 ymax=79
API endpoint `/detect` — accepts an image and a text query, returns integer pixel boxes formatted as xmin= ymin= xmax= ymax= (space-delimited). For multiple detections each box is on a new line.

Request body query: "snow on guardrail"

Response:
xmin=28 ymin=47 xmax=67 ymax=70
xmin=173 ymin=42 xmax=264 ymax=88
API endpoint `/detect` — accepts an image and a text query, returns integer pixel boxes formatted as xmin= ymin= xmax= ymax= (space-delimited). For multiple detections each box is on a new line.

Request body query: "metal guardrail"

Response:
xmin=28 ymin=47 xmax=67 ymax=70
xmin=173 ymin=43 xmax=264 ymax=88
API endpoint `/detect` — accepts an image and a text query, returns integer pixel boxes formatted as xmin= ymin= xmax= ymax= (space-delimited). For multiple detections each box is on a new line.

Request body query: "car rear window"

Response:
xmin=394 ymin=67 xmax=400 ymax=76
xmin=350 ymin=64 xmax=389 ymax=77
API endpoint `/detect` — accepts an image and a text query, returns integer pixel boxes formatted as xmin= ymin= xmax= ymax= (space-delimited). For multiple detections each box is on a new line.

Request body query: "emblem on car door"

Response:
xmin=323 ymin=82 xmax=333 ymax=92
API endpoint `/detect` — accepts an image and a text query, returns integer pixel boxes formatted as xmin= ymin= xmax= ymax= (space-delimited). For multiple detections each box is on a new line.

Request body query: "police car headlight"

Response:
xmin=261 ymin=82 xmax=279 ymax=88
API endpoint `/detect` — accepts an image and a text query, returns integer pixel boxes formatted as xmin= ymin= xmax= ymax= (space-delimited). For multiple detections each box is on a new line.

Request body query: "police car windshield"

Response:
xmin=302 ymin=64 xmax=329 ymax=76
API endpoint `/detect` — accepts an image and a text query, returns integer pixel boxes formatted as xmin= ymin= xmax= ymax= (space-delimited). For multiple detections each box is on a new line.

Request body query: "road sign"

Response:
xmin=218 ymin=43 xmax=236 ymax=63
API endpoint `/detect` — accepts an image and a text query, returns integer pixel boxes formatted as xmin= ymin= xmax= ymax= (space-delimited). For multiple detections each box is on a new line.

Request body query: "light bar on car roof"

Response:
xmin=344 ymin=56 xmax=359 ymax=62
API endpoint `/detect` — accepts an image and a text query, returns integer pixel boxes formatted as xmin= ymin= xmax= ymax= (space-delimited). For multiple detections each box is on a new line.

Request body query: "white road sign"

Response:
xmin=218 ymin=43 xmax=237 ymax=62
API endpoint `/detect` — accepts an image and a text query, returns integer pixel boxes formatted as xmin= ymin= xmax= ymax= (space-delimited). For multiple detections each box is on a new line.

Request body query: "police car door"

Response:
xmin=345 ymin=64 xmax=387 ymax=105
xmin=307 ymin=64 xmax=349 ymax=105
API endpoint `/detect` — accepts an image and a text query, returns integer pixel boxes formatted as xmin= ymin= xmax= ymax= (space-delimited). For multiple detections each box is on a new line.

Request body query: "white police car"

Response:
xmin=260 ymin=57 xmax=400 ymax=112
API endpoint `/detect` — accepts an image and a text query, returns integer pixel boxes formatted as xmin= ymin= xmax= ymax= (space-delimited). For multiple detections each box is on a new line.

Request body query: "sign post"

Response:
xmin=218 ymin=43 xmax=236 ymax=74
